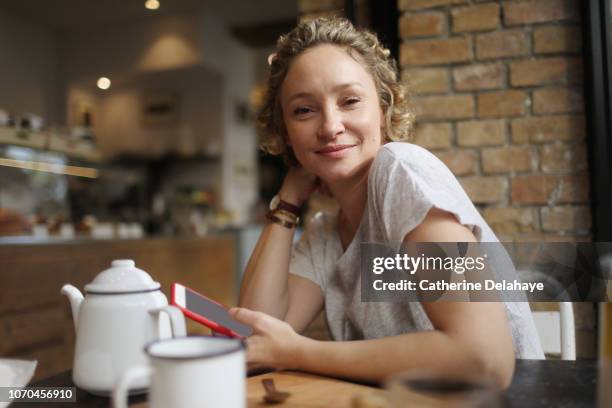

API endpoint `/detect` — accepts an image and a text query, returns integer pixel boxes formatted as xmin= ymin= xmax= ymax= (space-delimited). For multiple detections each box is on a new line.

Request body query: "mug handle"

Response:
xmin=151 ymin=305 xmax=187 ymax=338
xmin=112 ymin=365 xmax=151 ymax=408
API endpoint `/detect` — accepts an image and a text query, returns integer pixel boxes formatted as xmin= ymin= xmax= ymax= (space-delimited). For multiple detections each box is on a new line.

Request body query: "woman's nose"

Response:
xmin=317 ymin=108 xmax=345 ymax=140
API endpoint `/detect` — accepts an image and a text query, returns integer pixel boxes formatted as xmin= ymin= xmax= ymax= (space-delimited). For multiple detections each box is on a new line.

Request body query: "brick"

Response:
xmin=476 ymin=30 xmax=528 ymax=60
xmin=482 ymin=146 xmax=534 ymax=174
xmin=557 ymin=175 xmax=590 ymax=203
xmin=541 ymin=206 xmax=591 ymax=233
xmin=503 ymin=0 xmax=580 ymax=26
xmin=542 ymin=233 xmax=592 ymax=242
xmin=511 ymin=115 xmax=586 ymax=143
xmin=413 ymin=122 xmax=453 ymax=148
xmin=540 ymin=143 xmax=588 ymax=174
xmin=482 ymin=207 xmax=539 ymax=235
xmin=511 ymin=175 xmax=554 ymax=204
xmin=298 ymin=0 xmax=345 ymax=12
xmin=533 ymin=87 xmax=584 ymax=114
xmin=401 ymin=38 xmax=472 ymax=66
xmin=510 ymin=57 xmax=583 ymax=87
xmin=434 ymin=149 xmax=478 ymax=176
xmin=513 ymin=232 xmax=592 ymax=243
xmin=452 ymin=3 xmax=500 ymax=33
xmin=402 ymin=68 xmax=449 ymax=94
xmin=534 ymin=26 xmax=582 ymax=54
xmin=399 ymin=12 xmax=445 ymax=38
xmin=478 ymin=90 xmax=529 ymax=118
xmin=459 ymin=176 xmax=507 ymax=204
xmin=415 ymin=94 xmax=475 ymax=120
xmin=399 ymin=0 xmax=467 ymax=11
xmin=511 ymin=174 xmax=589 ymax=205
xmin=512 ymin=175 xmax=553 ymax=204
xmin=453 ymin=63 xmax=504 ymax=91
xmin=457 ymin=119 xmax=505 ymax=146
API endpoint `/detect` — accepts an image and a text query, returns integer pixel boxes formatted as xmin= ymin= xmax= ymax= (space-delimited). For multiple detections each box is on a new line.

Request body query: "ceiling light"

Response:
xmin=145 ymin=0 xmax=160 ymax=10
xmin=97 ymin=77 xmax=111 ymax=90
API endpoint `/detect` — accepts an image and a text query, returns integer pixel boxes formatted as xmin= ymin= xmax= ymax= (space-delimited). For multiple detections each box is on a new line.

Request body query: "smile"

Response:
xmin=316 ymin=144 xmax=356 ymax=157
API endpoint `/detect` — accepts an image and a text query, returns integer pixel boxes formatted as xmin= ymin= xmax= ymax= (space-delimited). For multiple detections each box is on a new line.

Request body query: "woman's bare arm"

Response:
xmin=233 ymin=208 xmax=515 ymax=388
xmin=238 ymin=168 xmax=324 ymax=333
xmin=297 ymin=208 xmax=514 ymax=386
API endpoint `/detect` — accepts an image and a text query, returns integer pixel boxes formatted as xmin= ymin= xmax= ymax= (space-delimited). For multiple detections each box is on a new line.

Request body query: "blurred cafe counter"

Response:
xmin=0 ymin=235 xmax=241 ymax=381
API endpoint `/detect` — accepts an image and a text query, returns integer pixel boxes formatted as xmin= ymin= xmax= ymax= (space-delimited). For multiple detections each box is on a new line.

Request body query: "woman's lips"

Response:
xmin=316 ymin=144 xmax=356 ymax=158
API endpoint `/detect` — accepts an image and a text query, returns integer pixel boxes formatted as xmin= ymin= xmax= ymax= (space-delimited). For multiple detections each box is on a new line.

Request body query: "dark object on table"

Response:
xmin=503 ymin=359 xmax=597 ymax=408
xmin=262 ymin=378 xmax=291 ymax=404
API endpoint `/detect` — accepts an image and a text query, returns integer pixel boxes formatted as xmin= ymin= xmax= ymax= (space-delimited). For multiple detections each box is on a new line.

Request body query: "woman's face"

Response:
xmin=280 ymin=44 xmax=383 ymax=183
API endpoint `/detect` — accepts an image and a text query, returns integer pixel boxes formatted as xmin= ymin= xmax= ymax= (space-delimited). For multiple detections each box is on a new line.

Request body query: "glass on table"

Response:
xmin=385 ymin=369 xmax=503 ymax=408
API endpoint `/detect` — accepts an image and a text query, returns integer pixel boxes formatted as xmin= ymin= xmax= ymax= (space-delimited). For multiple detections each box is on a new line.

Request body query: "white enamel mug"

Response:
xmin=113 ymin=336 xmax=246 ymax=408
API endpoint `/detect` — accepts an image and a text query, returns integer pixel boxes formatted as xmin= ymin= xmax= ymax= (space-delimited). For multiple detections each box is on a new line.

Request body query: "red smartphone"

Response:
xmin=171 ymin=283 xmax=253 ymax=338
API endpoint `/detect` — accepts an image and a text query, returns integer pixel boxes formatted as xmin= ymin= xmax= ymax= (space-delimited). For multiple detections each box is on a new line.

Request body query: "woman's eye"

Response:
xmin=293 ymin=107 xmax=313 ymax=116
xmin=344 ymin=97 xmax=360 ymax=106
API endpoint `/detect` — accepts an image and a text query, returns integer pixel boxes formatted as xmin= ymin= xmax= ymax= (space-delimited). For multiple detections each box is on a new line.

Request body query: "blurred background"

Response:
xmin=0 ymin=0 xmax=609 ymax=380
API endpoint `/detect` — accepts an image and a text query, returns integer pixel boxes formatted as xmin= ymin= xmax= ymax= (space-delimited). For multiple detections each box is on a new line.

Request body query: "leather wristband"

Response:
xmin=266 ymin=212 xmax=296 ymax=229
xmin=272 ymin=209 xmax=299 ymax=224
xmin=269 ymin=195 xmax=301 ymax=218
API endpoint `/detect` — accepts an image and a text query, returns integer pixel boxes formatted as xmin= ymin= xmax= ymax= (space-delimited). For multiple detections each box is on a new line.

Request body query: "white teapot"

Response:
xmin=61 ymin=259 xmax=186 ymax=396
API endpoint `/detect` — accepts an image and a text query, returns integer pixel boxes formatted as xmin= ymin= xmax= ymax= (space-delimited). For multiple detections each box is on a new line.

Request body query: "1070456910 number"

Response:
xmin=1 ymin=387 xmax=76 ymax=402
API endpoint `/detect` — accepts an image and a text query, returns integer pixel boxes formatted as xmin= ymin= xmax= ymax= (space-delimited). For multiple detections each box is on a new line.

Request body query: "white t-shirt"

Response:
xmin=290 ymin=142 xmax=544 ymax=359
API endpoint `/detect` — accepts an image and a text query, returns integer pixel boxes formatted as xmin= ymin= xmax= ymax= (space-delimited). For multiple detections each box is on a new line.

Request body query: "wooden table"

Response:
xmin=127 ymin=371 xmax=382 ymax=408
xmin=11 ymin=359 xmax=597 ymax=408
xmin=244 ymin=371 xmax=382 ymax=407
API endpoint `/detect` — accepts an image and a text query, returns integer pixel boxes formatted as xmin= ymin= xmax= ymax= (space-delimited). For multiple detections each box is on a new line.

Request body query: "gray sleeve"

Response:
xmin=289 ymin=224 xmax=325 ymax=291
xmin=370 ymin=148 xmax=434 ymax=244
xmin=370 ymin=145 xmax=478 ymax=244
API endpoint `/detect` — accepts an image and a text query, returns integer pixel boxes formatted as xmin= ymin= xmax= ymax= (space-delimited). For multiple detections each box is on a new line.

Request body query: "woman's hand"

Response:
xmin=229 ymin=307 xmax=306 ymax=371
xmin=279 ymin=167 xmax=319 ymax=206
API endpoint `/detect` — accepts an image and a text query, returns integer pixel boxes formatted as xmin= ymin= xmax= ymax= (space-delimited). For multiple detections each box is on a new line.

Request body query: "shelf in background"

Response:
xmin=0 ymin=126 xmax=102 ymax=162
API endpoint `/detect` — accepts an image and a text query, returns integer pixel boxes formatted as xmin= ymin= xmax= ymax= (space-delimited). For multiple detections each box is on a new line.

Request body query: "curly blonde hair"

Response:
xmin=258 ymin=17 xmax=415 ymax=165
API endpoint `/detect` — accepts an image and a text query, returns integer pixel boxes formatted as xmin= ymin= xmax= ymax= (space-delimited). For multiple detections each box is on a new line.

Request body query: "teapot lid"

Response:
xmin=84 ymin=259 xmax=161 ymax=294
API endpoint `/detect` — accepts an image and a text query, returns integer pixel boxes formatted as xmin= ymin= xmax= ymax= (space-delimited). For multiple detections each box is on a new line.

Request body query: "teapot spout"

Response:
xmin=61 ymin=284 xmax=84 ymax=332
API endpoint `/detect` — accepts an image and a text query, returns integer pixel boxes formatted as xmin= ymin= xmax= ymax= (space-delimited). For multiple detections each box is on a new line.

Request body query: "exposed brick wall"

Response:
xmin=298 ymin=0 xmax=347 ymax=21
xmin=297 ymin=0 xmax=595 ymax=357
xmin=400 ymin=0 xmax=594 ymax=358
xmin=400 ymin=0 xmax=590 ymax=242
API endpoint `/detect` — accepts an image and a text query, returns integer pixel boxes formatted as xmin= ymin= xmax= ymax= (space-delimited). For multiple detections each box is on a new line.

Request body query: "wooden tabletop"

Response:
xmin=245 ymin=371 xmax=383 ymax=407
xmin=12 ymin=359 xmax=597 ymax=408
xmin=127 ymin=371 xmax=382 ymax=408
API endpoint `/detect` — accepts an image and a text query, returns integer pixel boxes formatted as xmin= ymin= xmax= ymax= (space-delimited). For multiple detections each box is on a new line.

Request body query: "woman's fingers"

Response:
xmin=229 ymin=307 xmax=253 ymax=324
xmin=244 ymin=335 xmax=270 ymax=365
xmin=281 ymin=167 xmax=319 ymax=204
xmin=230 ymin=307 xmax=298 ymax=370
xmin=230 ymin=307 xmax=273 ymax=332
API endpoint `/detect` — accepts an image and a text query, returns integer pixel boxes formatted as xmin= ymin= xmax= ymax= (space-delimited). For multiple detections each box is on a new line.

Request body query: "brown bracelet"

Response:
xmin=269 ymin=195 xmax=301 ymax=218
xmin=272 ymin=209 xmax=300 ymax=224
xmin=266 ymin=212 xmax=296 ymax=229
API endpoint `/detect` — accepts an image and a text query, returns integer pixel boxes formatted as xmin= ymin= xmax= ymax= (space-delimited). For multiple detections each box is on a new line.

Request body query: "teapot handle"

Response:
xmin=113 ymin=365 xmax=151 ymax=408
xmin=151 ymin=305 xmax=187 ymax=338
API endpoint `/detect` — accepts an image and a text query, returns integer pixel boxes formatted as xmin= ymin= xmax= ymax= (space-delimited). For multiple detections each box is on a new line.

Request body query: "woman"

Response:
xmin=231 ymin=17 xmax=544 ymax=388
